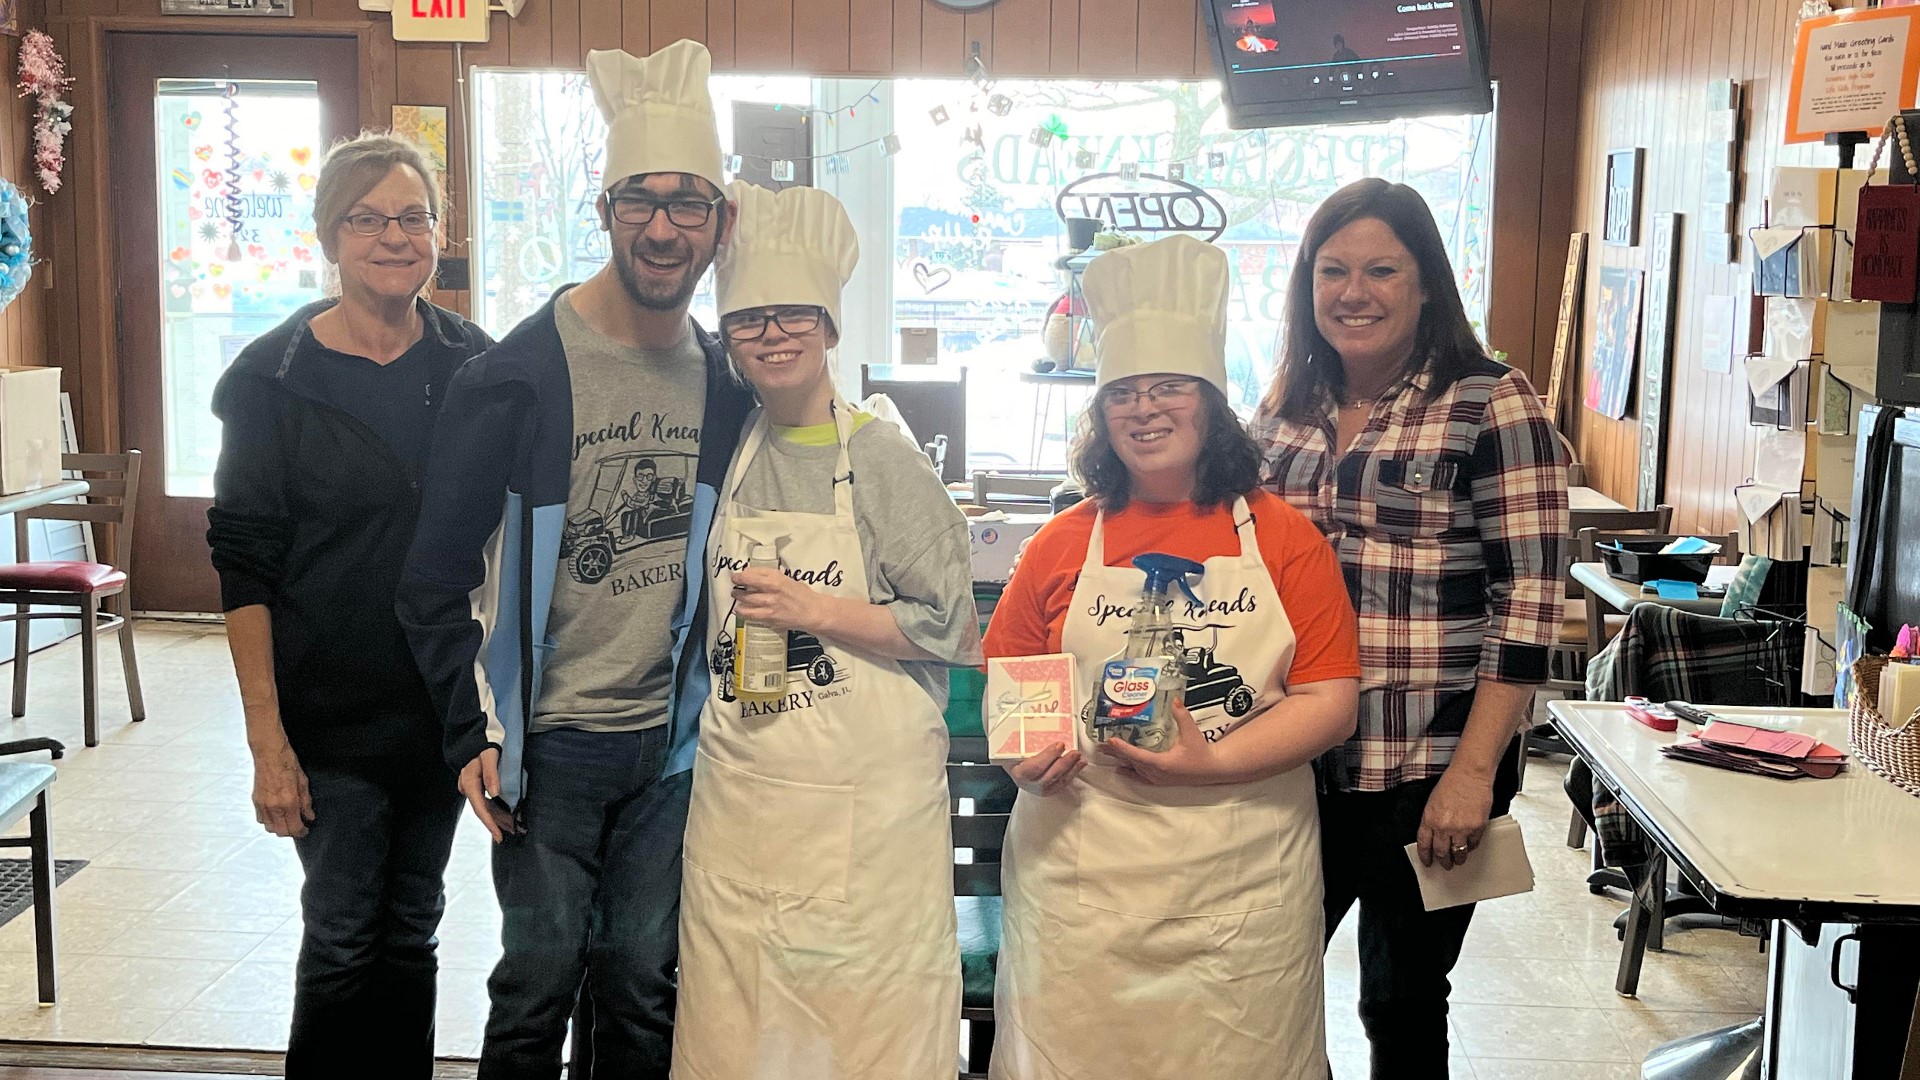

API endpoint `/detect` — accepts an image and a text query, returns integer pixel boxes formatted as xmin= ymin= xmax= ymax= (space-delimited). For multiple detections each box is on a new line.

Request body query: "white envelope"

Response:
xmin=1404 ymin=815 xmax=1534 ymax=912
xmin=1762 ymin=296 xmax=1822 ymax=361
xmin=1745 ymin=354 xmax=1801 ymax=400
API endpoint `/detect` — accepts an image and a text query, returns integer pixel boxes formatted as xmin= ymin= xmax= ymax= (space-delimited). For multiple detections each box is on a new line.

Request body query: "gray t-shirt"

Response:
xmin=535 ymin=294 xmax=707 ymax=732
xmin=731 ymin=411 xmax=983 ymax=706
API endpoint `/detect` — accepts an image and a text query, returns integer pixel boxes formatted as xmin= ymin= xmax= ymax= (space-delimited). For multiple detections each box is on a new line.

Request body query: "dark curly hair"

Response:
xmin=1069 ymin=382 xmax=1262 ymax=511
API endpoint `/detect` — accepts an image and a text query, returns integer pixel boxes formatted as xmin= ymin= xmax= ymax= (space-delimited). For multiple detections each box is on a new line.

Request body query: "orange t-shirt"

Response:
xmin=981 ymin=490 xmax=1360 ymax=687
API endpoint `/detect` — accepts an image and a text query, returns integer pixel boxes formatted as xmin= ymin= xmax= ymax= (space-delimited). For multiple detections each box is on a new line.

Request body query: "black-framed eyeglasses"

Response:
xmin=721 ymin=305 xmax=826 ymax=342
xmin=342 ymin=211 xmax=437 ymax=237
xmin=609 ymin=194 xmax=724 ymax=229
xmin=1099 ymin=377 xmax=1201 ymax=413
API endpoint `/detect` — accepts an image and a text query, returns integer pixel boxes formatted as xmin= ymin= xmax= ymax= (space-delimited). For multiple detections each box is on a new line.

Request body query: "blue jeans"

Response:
xmin=288 ymin=755 xmax=462 ymax=1078
xmin=479 ymin=726 xmax=690 ymax=1080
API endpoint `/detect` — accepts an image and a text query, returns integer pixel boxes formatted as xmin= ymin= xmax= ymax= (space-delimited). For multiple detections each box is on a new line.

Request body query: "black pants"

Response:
xmin=1320 ymin=741 xmax=1521 ymax=1080
xmin=479 ymin=726 xmax=690 ymax=1080
xmin=287 ymin=755 xmax=463 ymax=1078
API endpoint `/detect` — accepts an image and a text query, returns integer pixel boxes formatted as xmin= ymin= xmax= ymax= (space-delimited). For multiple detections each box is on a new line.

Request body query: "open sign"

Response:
xmin=1054 ymin=172 xmax=1228 ymax=243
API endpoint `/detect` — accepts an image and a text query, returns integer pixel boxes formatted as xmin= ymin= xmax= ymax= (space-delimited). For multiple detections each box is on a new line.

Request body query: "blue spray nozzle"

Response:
xmin=1132 ymin=553 xmax=1205 ymax=607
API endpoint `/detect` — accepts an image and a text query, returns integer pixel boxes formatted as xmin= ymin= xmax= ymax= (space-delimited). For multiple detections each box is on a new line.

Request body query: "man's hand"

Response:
xmin=251 ymin=739 xmax=314 ymax=839
xmin=730 ymin=567 xmax=825 ymax=633
xmin=1103 ymin=702 xmax=1228 ymax=786
xmin=1005 ymin=742 xmax=1087 ymax=797
xmin=459 ymin=747 xmax=519 ymax=843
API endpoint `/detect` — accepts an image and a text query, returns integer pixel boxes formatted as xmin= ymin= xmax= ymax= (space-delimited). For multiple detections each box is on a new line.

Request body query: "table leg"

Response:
xmin=1618 ymin=854 xmax=1661 ymax=997
xmin=29 ymin=791 xmax=57 ymax=1004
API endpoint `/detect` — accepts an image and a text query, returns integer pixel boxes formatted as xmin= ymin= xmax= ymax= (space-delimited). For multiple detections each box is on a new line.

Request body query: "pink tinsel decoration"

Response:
xmin=16 ymin=31 xmax=72 ymax=195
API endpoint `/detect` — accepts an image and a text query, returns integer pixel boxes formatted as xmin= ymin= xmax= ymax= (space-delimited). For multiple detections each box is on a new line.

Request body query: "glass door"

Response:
xmin=109 ymin=33 xmax=359 ymax=612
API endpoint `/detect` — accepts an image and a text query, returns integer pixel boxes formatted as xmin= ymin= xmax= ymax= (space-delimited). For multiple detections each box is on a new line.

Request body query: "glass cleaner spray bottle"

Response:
xmin=1090 ymin=553 xmax=1204 ymax=752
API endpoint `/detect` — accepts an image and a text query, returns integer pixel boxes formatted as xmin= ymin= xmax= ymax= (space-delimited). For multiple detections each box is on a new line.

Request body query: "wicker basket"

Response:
xmin=1848 ymin=656 xmax=1920 ymax=798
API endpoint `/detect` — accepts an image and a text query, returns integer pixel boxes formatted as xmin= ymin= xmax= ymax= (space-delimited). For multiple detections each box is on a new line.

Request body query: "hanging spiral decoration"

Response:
xmin=222 ymin=82 xmax=244 ymax=262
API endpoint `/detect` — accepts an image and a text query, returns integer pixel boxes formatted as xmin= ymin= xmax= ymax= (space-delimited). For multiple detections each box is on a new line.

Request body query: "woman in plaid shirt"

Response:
xmin=1251 ymin=179 xmax=1569 ymax=1078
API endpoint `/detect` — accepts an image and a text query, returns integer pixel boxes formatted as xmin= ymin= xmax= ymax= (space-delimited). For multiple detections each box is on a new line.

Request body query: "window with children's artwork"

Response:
xmin=470 ymin=72 xmax=1494 ymax=472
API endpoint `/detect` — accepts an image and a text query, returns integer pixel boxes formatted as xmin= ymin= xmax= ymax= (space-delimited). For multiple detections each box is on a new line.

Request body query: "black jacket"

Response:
xmin=207 ymin=297 xmax=492 ymax=764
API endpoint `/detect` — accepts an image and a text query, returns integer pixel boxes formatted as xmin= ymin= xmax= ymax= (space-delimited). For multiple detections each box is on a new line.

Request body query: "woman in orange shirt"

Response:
xmin=981 ymin=235 xmax=1360 ymax=1079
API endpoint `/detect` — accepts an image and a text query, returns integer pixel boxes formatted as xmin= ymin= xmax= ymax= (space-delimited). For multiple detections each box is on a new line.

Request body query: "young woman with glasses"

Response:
xmin=671 ymin=182 xmax=980 ymax=1079
xmin=207 ymin=131 xmax=491 ymax=1077
xmin=981 ymin=235 xmax=1360 ymax=1079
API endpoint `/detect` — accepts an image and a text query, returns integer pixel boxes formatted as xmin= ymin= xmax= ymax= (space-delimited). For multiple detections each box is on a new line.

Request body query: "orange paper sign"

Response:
xmin=1787 ymin=7 xmax=1920 ymax=144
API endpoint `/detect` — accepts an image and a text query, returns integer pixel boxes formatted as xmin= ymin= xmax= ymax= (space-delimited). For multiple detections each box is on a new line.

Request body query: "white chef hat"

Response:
xmin=587 ymin=40 xmax=725 ymax=195
xmin=1081 ymin=234 xmax=1230 ymax=396
xmin=715 ymin=181 xmax=859 ymax=333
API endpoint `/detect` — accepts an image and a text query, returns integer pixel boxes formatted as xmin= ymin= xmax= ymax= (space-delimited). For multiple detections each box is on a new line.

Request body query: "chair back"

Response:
xmin=16 ymin=451 xmax=142 ymax=570
xmin=862 ymin=364 xmax=968 ymax=483
xmin=1569 ymin=505 xmax=1673 ymax=535
xmin=949 ymin=736 xmax=1017 ymax=896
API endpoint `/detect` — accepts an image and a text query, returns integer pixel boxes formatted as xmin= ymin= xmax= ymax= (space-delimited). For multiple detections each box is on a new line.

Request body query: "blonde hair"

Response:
xmin=313 ymin=130 xmax=444 ymax=263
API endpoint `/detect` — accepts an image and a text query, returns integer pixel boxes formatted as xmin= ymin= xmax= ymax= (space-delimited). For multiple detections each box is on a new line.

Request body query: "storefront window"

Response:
xmin=470 ymin=72 xmax=1493 ymax=470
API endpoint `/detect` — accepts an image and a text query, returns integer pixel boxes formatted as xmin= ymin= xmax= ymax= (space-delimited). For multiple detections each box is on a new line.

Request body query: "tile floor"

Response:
xmin=0 ymin=621 xmax=1770 ymax=1075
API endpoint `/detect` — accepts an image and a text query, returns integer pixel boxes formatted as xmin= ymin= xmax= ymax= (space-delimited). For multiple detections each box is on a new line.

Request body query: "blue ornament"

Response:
xmin=0 ymin=179 xmax=34 ymax=311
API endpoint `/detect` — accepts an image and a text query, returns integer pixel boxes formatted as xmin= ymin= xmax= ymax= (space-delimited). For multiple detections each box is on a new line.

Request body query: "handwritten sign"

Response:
xmin=1786 ymin=7 xmax=1920 ymax=144
xmin=1053 ymin=171 xmax=1228 ymax=242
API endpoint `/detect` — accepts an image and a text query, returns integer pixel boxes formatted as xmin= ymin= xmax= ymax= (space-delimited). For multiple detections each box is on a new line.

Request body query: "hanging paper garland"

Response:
xmin=16 ymin=30 xmax=73 ymax=195
xmin=0 ymin=179 xmax=34 ymax=312
xmin=221 ymin=82 xmax=244 ymax=261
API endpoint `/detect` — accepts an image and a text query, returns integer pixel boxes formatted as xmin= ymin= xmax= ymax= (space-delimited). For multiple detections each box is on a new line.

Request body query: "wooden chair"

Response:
xmin=0 ymin=451 xmax=146 ymax=748
xmin=950 ymin=734 xmax=1018 ymax=1079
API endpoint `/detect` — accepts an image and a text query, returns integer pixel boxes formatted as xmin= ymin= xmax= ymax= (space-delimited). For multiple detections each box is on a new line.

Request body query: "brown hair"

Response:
xmin=313 ymin=131 xmax=444 ymax=263
xmin=1069 ymin=382 xmax=1262 ymax=512
xmin=1260 ymin=178 xmax=1489 ymax=422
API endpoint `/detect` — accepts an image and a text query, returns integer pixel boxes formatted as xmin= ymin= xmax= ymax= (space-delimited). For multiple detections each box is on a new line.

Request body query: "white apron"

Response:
xmin=675 ymin=405 xmax=961 ymax=1080
xmin=990 ymin=497 xmax=1328 ymax=1080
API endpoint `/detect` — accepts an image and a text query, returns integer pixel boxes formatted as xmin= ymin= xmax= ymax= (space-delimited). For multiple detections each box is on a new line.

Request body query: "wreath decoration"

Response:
xmin=0 ymin=179 xmax=34 ymax=311
xmin=17 ymin=30 xmax=73 ymax=195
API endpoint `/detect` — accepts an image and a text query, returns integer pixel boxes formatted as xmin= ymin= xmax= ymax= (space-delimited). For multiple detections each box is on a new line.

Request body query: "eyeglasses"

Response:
xmin=721 ymin=306 xmax=826 ymax=342
xmin=1099 ymin=378 xmax=1201 ymax=413
xmin=341 ymin=211 xmax=437 ymax=237
xmin=609 ymin=194 xmax=724 ymax=229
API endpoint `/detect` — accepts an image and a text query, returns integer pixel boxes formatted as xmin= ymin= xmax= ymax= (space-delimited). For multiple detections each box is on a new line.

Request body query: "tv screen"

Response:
xmin=1202 ymin=0 xmax=1494 ymax=129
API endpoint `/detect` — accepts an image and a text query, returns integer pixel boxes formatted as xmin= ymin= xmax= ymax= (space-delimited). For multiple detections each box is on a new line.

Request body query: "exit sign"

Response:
xmin=392 ymin=0 xmax=488 ymax=42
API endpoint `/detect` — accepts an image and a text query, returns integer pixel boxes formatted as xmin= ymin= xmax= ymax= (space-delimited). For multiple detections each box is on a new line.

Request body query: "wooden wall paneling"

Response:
xmin=794 ymin=0 xmax=853 ymax=73
xmin=620 ymin=0 xmax=650 ymax=57
xmin=651 ymin=0 xmax=708 ymax=50
xmin=549 ymin=0 xmax=581 ymax=68
xmin=67 ymin=20 xmax=117 ymax=454
xmin=1074 ymin=0 xmax=1135 ymax=77
xmin=707 ymin=0 xmax=735 ymax=67
xmin=362 ymin=30 xmax=398 ymax=130
xmin=41 ymin=21 xmax=85 ymax=422
xmin=579 ymin=0 xmax=620 ymax=55
xmin=1486 ymin=0 xmax=1549 ymax=380
xmin=988 ymin=0 xmax=1049 ymax=77
xmin=890 ymin=0 xmax=922 ymax=73
xmin=917 ymin=1 xmax=965 ymax=75
xmin=848 ymin=0 xmax=893 ymax=73
xmin=1528 ymin=0 xmax=1587 ymax=383
xmin=1049 ymin=0 xmax=1079 ymax=75
xmin=506 ymin=0 xmax=552 ymax=66
xmin=1134 ymin=0 xmax=1195 ymax=77
xmin=731 ymin=0 xmax=793 ymax=70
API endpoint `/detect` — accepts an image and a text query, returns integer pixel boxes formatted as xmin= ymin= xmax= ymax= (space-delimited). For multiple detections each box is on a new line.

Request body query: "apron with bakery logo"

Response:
xmin=675 ymin=403 xmax=960 ymax=1080
xmin=990 ymin=496 xmax=1328 ymax=1080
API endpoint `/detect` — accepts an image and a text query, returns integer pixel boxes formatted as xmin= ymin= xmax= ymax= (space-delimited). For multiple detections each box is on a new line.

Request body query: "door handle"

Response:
xmin=1828 ymin=931 xmax=1861 ymax=1004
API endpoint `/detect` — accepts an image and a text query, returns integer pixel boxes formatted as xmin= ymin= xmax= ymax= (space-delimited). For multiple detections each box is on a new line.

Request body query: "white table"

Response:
xmin=0 ymin=480 xmax=89 ymax=518
xmin=1570 ymin=561 xmax=1732 ymax=619
xmin=1571 ymin=485 xmax=1629 ymax=512
xmin=1549 ymin=701 xmax=1920 ymax=1078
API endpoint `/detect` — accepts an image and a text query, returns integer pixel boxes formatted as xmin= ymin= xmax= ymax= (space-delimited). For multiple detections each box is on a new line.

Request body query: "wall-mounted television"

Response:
xmin=1202 ymin=0 xmax=1494 ymax=129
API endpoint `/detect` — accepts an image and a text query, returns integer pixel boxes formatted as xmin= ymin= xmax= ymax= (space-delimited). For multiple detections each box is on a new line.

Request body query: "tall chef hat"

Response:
xmin=586 ymin=41 xmax=726 ymax=195
xmin=715 ymin=182 xmax=859 ymax=334
xmin=1081 ymin=234 xmax=1230 ymax=396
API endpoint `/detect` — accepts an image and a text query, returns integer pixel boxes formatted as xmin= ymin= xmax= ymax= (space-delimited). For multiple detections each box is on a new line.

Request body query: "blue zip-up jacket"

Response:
xmin=396 ymin=286 xmax=753 ymax=808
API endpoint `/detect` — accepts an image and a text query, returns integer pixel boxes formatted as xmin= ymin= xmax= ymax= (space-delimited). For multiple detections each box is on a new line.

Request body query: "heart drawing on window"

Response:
xmin=912 ymin=261 xmax=953 ymax=294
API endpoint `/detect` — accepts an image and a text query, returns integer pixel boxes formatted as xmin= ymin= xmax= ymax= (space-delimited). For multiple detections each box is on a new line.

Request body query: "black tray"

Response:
xmin=1597 ymin=540 xmax=1715 ymax=585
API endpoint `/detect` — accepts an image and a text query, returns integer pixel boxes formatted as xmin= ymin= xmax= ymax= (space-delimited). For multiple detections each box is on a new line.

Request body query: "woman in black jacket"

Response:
xmin=207 ymin=131 xmax=491 ymax=1077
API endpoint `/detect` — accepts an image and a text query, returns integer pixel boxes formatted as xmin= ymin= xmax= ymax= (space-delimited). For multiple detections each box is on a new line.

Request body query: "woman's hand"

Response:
xmin=1417 ymin=765 xmax=1495 ymax=870
xmin=251 ymin=739 xmax=314 ymax=839
xmin=1103 ymin=701 xmax=1226 ymax=786
xmin=1005 ymin=742 xmax=1087 ymax=797
xmin=730 ymin=567 xmax=825 ymax=633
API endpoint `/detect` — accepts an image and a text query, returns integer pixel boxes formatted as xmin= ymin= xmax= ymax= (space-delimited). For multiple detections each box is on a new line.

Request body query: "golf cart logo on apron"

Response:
xmin=560 ymin=450 xmax=695 ymax=589
xmin=710 ymin=628 xmax=851 ymax=710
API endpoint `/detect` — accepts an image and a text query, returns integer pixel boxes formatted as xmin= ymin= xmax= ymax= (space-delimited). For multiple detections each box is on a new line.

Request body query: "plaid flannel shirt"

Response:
xmin=1251 ymin=358 xmax=1569 ymax=792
